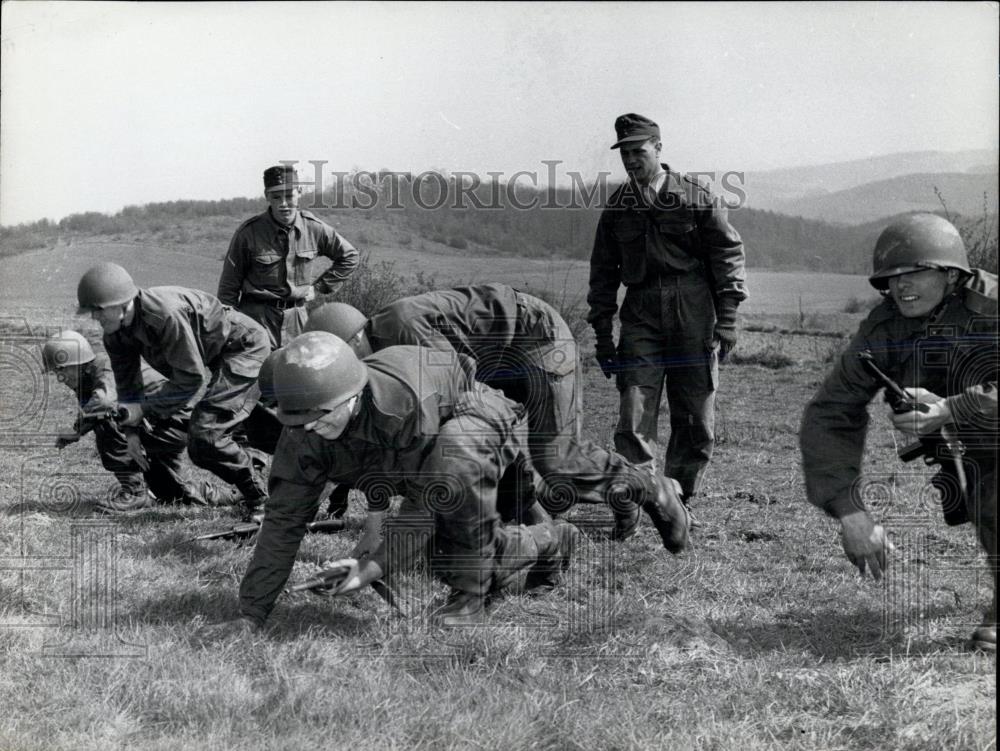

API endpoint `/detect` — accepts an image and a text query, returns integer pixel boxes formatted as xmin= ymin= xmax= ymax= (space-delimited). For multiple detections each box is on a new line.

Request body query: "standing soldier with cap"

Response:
xmin=587 ymin=113 xmax=747 ymax=522
xmin=226 ymin=332 xmax=631 ymax=631
xmin=42 ymin=330 xmax=213 ymax=511
xmin=302 ymin=283 xmax=689 ymax=548
xmin=800 ymin=213 xmax=997 ymax=652
xmin=76 ymin=262 xmax=272 ymax=513
xmin=217 ymin=164 xmax=360 ymax=349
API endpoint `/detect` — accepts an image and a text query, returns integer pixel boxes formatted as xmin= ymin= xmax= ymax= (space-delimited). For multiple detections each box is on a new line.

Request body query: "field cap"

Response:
xmin=611 ymin=114 xmax=660 ymax=149
xmin=264 ymin=165 xmax=299 ymax=193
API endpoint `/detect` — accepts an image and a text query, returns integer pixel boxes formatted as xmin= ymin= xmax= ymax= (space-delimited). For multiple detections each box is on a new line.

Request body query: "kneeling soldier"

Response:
xmin=42 ymin=330 xmax=209 ymax=511
xmin=76 ymin=263 xmax=271 ymax=513
xmin=800 ymin=214 xmax=997 ymax=652
xmin=234 ymin=333 xmax=684 ymax=630
xmin=303 ymin=282 xmax=689 ymax=546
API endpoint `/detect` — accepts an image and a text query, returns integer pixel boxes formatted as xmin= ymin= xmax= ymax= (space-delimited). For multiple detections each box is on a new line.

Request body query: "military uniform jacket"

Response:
xmin=587 ymin=165 xmax=747 ymax=333
xmin=104 ymin=287 xmax=263 ymax=418
xmin=217 ymin=208 xmax=360 ymax=305
xmin=367 ymin=283 xmax=576 ymax=378
xmin=801 ymin=270 xmax=998 ymax=518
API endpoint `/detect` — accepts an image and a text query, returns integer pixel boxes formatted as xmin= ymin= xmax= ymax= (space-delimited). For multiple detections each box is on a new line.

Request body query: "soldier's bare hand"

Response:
xmin=840 ymin=511 xmax=894 ymax=580
xmin=890 ymin=388 xmax=951 ymax=435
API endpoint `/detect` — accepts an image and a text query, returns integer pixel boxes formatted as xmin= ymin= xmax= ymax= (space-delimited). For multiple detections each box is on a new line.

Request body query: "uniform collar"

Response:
xmin=266 ymin=208 xmax=305 ymax=236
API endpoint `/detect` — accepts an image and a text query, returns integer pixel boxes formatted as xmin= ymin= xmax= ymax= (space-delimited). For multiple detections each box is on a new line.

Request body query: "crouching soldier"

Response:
xmin=800 ymin=214 xmax=997 ymax=652
xmin=76 ymin=263 xmax=271 ymax=513
xmin=228 ymin=332 xmax=685 ymax=633
xmin=42 ymin=330 xmax=213 ymax=511
xmin=302 ymin=283 xmax=689 ymax=546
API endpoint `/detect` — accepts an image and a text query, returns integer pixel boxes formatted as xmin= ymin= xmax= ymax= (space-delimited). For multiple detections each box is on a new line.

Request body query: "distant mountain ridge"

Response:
xmin=739 ymin=149 xmax=998 ymax=223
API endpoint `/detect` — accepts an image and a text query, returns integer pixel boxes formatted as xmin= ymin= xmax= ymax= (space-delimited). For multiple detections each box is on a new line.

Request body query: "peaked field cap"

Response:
xmin=611 ymin=113 xmax=660 ymax=149
xmin=264 ymin=164 xmax=299 ymax=192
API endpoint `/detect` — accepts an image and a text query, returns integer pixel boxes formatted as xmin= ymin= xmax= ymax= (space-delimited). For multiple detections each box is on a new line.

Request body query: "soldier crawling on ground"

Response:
xmin=198 ymin=331 xmax=687 ymax=638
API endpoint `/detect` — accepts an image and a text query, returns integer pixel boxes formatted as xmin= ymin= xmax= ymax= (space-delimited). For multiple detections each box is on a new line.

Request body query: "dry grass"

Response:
xmin=0 ymin=256 xmax=995 ymax=751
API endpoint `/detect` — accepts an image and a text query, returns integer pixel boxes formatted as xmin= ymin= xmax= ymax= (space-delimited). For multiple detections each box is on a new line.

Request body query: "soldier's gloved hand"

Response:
xmin=594 ymin=335 xmax=618 ymax=380
xmin=118 ymin=402 xmax=145 ymax=428
xmin=55 ymin=432 xmax=80 ymax=449
xmin=890 ymin=388 xmax=950 ymax=435
xmin=714 ymin=299 xmax=740 ymax=363
xmin=839 ymin=510 xmax=895 ymax=580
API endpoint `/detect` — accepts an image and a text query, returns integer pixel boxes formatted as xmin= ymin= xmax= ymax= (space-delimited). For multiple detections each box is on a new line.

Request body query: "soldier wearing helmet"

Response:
xmin=216 ymin=164 xmax=360 ymax=348
xmin=42 ymin=330 xmax=218 ymax=511
xmin=231 ymin=332 xmax=590 ymax=630
xmin=587 ymin=114 xmax=748 ymax=523
xmin=76 ymin=262 xmax=272 ymax=513
xmin=800 ymin=213 xmax=998 ymax=652
xmin=303 ymin=283 xmax=690 ymax=550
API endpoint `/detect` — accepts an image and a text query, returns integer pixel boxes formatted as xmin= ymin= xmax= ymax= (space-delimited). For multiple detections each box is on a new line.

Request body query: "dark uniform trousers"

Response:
xmin=614 ymin=273 xmax=718 ymax=496
xmin=74 ymin=354 xmax=195 ymax=501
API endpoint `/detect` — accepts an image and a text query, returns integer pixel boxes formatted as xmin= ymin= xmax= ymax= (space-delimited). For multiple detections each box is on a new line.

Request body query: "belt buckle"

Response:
xmin=274 ymin=298 xmax=291 ymax=311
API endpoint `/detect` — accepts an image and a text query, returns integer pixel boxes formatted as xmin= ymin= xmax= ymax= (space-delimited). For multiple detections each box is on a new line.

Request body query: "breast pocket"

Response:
xmin=653 ymin=214 xmax=697 ymax=256
xmin=613 ymin=220 xmax=647 ymax=284
xmin=250 ymin=250 xmax=284 ymax=285
xmin=291 ymin=246 xmax=319 ymax=284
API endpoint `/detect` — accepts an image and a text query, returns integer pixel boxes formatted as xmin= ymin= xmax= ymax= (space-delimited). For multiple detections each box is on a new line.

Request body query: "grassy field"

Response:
xmin=0 ymin=235 xmax=994 ymax=750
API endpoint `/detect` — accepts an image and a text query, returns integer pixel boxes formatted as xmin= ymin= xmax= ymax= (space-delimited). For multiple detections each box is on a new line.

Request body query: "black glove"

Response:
xmin=713 ymin=299 xmax=740 ymax=363
xmin=594 ymin=333 xmax=617 ymax=380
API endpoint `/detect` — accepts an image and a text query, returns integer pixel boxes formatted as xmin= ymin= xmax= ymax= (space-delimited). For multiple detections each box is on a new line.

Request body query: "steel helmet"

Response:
xmin=41 ymin=330 xmax=95 ymax=371
xmin=77 ymin=262 xmax=139 ymax=312
xmin=257 ymin=350 xmax=278 ymax=403
xmin=303 ymin=302 xmax=368 ymax=343
xmin=869 ymin=214 xmax=971 ymax=290
xmin=272 ymin=331 xmax=369 ymax=426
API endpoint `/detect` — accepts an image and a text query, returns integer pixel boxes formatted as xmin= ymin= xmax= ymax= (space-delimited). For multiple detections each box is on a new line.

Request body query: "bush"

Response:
xmin=729 ymin=346 xmax=796 ymax=369
xmin=842 ymin=295 xmax=879 ymax=314
xmin=322 ymin=252 xmax=438 ymax=317
xmin=447 ymin=235 xmax=469 ymax=250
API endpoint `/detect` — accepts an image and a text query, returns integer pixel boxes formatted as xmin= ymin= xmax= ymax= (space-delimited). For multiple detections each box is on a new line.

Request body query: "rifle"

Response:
xmin=286 ymin=562 xmax=406 ymax=617
xmin=190 ymin=515 xmax=345 ymax=543
xmin=857 ymin=350 xmax=969 ymax=523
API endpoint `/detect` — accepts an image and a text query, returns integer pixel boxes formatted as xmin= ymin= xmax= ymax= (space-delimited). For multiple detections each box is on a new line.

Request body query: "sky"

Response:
xmin=1 ymin=1 xmax=997 ymax=226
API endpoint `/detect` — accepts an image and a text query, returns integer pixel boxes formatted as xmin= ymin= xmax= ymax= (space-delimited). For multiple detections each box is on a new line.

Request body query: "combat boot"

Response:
xmin=96 ymin=488 xmax=156 ymax=514
xmin=641 ymin=475 xmax=690 ymax=554
xmin=431 ymin=589 xmax=487 ymax=627
xmin=525 ymin=519 xmax=580 ymax=591
xmin=196 ymin=482 xmax=243 ymax=507
xmin=611 ymin=505 xmax=641 ymax=542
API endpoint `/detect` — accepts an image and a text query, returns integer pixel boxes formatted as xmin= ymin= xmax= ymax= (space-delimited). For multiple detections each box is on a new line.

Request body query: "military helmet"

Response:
xmin=77 ymin=262 xmax=139 ymax=311
xmin=41 ymin=330 xmax=95 ymax=371
xmin=272 ymin=331 xmax=368 ymax=426
xmin=869 ymin=214 xmax=971 ymax=290
xmin=257 ymin=350 xmax=278 ymax=404
xmin=303 ymin=302 xmax=368 ymax=343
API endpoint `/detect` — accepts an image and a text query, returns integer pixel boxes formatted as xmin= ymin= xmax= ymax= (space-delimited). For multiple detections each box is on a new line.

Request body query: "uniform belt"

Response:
xmin=640 ymin=268 xmax=700 ymax=286
xmin=258 ymin=297 xmax=305 ymax=310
